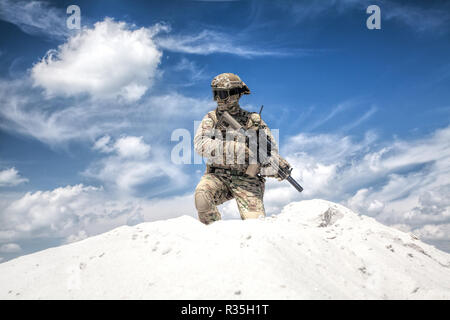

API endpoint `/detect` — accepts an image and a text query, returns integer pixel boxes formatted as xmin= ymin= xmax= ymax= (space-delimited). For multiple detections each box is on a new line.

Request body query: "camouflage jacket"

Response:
xmin=194 ymin=106 xmax=281 ymax=175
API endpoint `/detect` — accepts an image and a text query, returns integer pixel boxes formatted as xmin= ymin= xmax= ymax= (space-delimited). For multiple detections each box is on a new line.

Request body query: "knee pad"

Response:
xmin=195 ymin=190 xmax=212 ymax=213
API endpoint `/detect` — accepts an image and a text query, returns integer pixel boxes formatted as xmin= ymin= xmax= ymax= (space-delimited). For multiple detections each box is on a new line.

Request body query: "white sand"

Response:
xmin=1 ymin=199 xmax=449 ymax=299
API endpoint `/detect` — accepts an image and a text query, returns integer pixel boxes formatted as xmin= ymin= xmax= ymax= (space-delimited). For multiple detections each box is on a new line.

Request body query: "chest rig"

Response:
xmin=205 ymin=107 xmax=267 ymax=175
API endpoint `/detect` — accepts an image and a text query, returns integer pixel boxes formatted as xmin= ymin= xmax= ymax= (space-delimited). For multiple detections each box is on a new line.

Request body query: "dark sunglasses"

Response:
xmin=212 ymin=88 xmax=242 ymax=100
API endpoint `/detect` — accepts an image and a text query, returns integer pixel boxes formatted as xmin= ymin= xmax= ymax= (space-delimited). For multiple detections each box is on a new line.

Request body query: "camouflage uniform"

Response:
xmin=194 ymin=73 xmax=289 ymax=224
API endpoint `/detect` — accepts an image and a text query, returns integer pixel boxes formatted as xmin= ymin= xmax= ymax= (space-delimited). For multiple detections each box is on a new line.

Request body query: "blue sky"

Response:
xmin=0 ymin=0 xmax=449 ymax=262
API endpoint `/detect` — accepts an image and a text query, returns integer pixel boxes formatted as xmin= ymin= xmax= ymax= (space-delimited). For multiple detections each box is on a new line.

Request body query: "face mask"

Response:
xmin=216 ymin=93 xmax=240 ymax=114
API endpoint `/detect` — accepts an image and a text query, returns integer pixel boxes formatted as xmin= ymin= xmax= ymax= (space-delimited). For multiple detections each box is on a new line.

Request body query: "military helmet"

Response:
xmin=211 ymin=73 xmax=250 ymax=100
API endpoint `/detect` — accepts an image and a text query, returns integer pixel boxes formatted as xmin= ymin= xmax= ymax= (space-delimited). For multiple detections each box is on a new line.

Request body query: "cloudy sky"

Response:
xmin=0 ymin=0 xmax=449 ymax=262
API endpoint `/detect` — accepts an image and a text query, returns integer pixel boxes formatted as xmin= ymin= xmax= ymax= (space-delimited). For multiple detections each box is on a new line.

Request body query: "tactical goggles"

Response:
xmin=212 ymin=88 xmax=243 ymax=100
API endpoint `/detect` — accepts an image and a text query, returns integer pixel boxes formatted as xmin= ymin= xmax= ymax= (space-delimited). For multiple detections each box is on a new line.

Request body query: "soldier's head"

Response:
xmin=211 ymin=73 xmax=250 ymax=114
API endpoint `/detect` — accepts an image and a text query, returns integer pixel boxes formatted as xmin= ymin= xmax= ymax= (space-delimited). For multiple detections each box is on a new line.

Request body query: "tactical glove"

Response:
xmin=260 ymin=155 xmax=291 ymax=181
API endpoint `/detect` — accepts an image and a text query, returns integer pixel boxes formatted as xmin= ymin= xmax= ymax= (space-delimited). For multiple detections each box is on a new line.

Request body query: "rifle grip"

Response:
xmin=245 ymin=164 xmax=260 ymax=177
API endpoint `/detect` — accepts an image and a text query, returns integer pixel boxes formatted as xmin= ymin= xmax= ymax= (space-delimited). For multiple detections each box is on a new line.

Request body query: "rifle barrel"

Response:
xmin=286 ymin=175 xmax=304 ymax=193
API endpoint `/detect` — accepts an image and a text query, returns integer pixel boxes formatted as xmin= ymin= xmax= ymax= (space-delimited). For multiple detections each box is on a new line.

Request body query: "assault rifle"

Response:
xmin=218 ymin=110 xmax=303 ymax=193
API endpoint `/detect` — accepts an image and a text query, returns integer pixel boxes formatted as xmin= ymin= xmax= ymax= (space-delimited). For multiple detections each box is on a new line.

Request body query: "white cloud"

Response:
xmin=414 ymin=224 xmax=450 ymax=241
xmin=383 ymin=2 xmax=450 ymax=34
xmin=0 ymin=230 xmax=16 ymax=241
xmin=0 ymin=126 xmax=448 ymax=257
xmin=114 ymin=136 xmax=151 ymax=159
xmin=0 ymin=0 xmax=68 ymax=39
xmin=173 ymin=58 xmax=208 ymax=83
xmin=155 ymin=29 xmax=292 ymax=58
xmin=144 ymin=92 xmax=212 ymax=118
xmin=92 ymin=135 xmax=114 ymax=153
xmin=85 ymin=136 xmax=188 ymax=194
xmin=378 ymin=184 xmax=450 ymax=227
xmin=283 ymin=0 xmax=450 ymax=34
xmin=342 ymin=105 xmax=377 ymax=132
xmin=31 ymin=18 xmax=163 ymax=101
xmin=1 ymin=185 xmax=104 ymax=234
xmin=346 ymin=188 xmax=385 ymax=215
xmin=261 ymin=125 xmax=450 ymax=244
xmin=304 ymin=100 xmax=355 ymax=131
xmin=0 ymin=168 xmax=28 ymax=187
xmin=0 ymin=1 xmax=309 ymax=59
xmin=0 ymin=78 xmax=211 ymax=146
xmin=0 ymin=184 xmax=196 ymax=253
xmin=0 ymin=243 xmax=21 ymax=253
xmin=64 ymin=230 xmax=88 ymax=244
xmin=300 ymin=99 xmax=375 ymax=133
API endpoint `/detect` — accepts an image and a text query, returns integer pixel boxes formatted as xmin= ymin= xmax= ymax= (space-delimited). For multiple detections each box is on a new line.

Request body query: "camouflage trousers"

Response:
xmin=194 ymin=173 xmax=266 ymax=224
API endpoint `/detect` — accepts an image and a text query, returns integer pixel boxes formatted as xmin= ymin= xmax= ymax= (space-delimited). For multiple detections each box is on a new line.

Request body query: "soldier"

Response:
xmin=194 ymin=73 xmax=291 ymax=224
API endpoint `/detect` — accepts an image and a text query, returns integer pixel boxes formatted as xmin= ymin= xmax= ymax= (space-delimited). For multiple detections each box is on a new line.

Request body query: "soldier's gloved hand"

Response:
xmin=260 ymin=155 xmax=291 ymax=181
xmin=276 ymin=157 xmax=291 ymax=181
